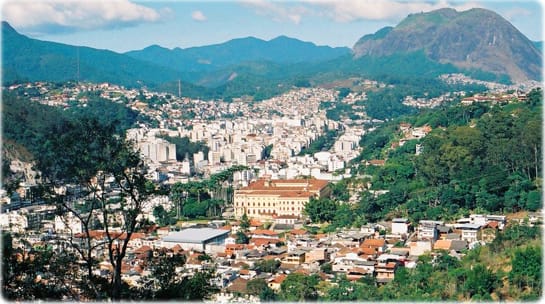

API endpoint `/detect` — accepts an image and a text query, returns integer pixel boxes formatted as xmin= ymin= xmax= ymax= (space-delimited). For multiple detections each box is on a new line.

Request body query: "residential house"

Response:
xmin=360 ymin=238 xmax=387 ymax=253
xmin=268 ymin=274 xmax=287 ymax=290
xmin=283 ymin=250 xmax=306 ymax=264
xmin=417 ymin=220 xmax=443 ymax=241
xmin=226 ymin=277 xmax=248 ymax=295
xmin=409 ymin=240 xmax=432 ymax=256
xmin=456 ymin=223 xmax=482 ymax=243
xmin=305 ymin=248 xmax=329 ymax=264
xmin=375 ymin=262 xmax=398 ymax=283
xmin=391 ymin=218 xmax=409 ymax=235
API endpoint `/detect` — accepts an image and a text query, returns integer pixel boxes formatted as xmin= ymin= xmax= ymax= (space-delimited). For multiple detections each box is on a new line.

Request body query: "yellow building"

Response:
xmin=234 ymin=178 xmax=330 ymax=220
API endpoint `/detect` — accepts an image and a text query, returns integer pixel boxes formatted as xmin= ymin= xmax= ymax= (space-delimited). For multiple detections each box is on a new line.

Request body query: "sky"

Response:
xmin=2 ymin=0 xmax=543 ymax=53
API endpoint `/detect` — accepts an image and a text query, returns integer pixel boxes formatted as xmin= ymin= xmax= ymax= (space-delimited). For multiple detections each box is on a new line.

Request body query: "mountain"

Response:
xmin=353 ymin=8 xmax=542 ymax=82
xmin=125 ymin=36 xmax=350 ymax=74
xmin=533 ymin=41 xmax=543 ymax=52
xmin=1 ymin=21 xmax=188 ymax=87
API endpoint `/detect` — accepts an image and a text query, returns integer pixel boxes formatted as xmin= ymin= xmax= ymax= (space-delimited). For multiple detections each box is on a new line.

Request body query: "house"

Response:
xmin=274 ymin=215 xmax=299 ymax=226
xmin=358 ymin=247 xmax=378 ymax=260
xmin=251 ymin=229 xmax=279 ymax=239
xmin=449 ymin=240 xmax=468 ymax=253
xmin=360 ymin=238 xmax=387 ymax=253
xmin=283 ymin=250 xmax=306 ymax=264
xmin=409 ymin=240 xmax=432 ymax=256
xmin=485 ymin=215 xmax=506 ymax=230
xmin=437 ymin=225 xmax=453 ymax=239
xmin=391 ymin=218 xmax=409 ymax=235
xmin=225 ymin=244 xmax=245 ymax=257
xmin=417 ymin=220 xmax=443 ymax=241
xmin=238 ymin=269 xmax=257 ymax=280
xmin=289 ymin=228 xmax=309 ymax=238
xmin=332 ymin=250 xmax=368 ymax=273
xmin=250 ymin=237 xmax=280 ymax=249
xmin=268 ymin=274 xmax=286 ymax=290
xmin=433 ymin=239 xmax=452 ymax=251
xmin=456 ymin=223 xmax=482 ymax=243
xmin=375 ymin=262 xmax=398 ymax=283
xmin=226 ymin=277 xmax=248 ymax=295
xmin=305 ymin=248 xmax=329 ymax=263
xmin=347 ymin=267 xmax=370 ymax=281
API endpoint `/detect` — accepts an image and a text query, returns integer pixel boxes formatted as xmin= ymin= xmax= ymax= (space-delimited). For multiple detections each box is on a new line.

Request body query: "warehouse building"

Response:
xmin=161 ymin=228 xmax=229 ymax=253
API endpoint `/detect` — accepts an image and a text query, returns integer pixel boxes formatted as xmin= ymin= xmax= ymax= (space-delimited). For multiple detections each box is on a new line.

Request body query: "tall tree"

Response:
xmin=39 ymin=117 xmax=153 ymax=300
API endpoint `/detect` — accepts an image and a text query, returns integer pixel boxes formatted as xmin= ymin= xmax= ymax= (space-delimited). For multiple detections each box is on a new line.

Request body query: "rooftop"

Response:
xmin=162 ymin=228 xmax=229 ymax=244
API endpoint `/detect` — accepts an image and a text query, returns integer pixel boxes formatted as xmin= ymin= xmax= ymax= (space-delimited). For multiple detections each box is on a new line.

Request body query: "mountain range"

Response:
xmin=2 ymin=7 xmax=542 ymax=98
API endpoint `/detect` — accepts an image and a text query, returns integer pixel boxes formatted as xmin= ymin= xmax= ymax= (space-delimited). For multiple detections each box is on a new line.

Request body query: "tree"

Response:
xmin=326 ymin=275 xmax=357 ymax=301
xmin=38 ymin=117 xmax=153 ymax=300
xmin=509 ymin=246 xmax=542 ymax=295
xmin=463 ymin=263 xmax=497 ymax=299
xmin=240 ymin=213 xmax=250 ymax=232
xmin=235 ymin=231 xmax=250 ymax=244
xmin=280 ymin=273 xmax=319 ymax=301
xmin=254 ymin=259 xmax=280 ymax=273
xmin=304 ymin=197 xmax=338 ymax=223
xmin=247 ymin=278 xmax=276 ymax=300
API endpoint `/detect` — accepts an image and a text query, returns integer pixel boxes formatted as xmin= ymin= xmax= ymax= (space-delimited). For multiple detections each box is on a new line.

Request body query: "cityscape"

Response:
xmin=1 ymin=0 xmax=543 ymax=302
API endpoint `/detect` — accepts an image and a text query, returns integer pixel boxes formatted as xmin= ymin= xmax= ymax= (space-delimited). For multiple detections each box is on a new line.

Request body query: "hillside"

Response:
xmin=353 ymin=8 xmax=542 ymax=82
xmin=1 ymin=22 xmax=188 ymax=87
xmin=125 ymin=36 xmax=350 ymax=74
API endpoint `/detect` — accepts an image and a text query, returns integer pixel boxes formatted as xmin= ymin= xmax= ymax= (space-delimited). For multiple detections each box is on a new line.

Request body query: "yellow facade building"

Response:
xmin=234 ymin=178 xmax=330 ymax=220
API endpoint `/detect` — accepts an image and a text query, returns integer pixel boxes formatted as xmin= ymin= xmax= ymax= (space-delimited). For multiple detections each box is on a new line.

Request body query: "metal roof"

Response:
xmin=162 ymin=228 xmax=229 ymax=244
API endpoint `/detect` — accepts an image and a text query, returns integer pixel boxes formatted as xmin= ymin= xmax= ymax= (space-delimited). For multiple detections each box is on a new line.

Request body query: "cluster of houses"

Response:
xmin=10 ymin=208 xmax=539 ymax=302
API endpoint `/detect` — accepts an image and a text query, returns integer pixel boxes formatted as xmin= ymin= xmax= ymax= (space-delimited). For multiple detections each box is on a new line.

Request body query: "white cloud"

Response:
xmin=241 ymin=0 xmax=483 ymax=23
xmin=303 ymin=0 xmax=484 ymax=22
xmin=240 ymin=0 xmax=308 ymax=24
xmin=2 ymin=0 xmax=163 ymax=34
xmin=191 ymin=10 xmax=207 ymax=22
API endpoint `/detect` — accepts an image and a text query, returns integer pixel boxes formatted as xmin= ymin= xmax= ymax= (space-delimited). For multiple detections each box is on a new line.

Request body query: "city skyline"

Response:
xmin=2 ymin=0 xmax=543 ymax=53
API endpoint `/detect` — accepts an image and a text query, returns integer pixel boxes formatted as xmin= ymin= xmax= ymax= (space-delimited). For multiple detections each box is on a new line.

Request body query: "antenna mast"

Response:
xmin=178 ymin=79 xmax=181 ymax=98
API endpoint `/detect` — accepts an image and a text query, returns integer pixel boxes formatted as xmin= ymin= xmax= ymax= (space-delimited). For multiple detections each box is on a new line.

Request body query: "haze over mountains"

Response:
xmin=2 ymin=7 xmax=542 ymax=97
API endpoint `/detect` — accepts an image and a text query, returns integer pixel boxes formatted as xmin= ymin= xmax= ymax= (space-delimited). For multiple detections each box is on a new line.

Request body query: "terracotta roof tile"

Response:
xmin=362 ymin=238 xmax=385 ymax=247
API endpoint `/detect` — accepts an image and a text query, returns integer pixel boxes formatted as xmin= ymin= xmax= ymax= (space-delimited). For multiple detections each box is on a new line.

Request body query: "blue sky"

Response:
xmin=2 ymin=0 xmax=543 ymax=53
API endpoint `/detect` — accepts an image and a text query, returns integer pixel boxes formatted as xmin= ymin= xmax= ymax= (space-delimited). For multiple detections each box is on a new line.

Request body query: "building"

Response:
xmin=391 ymin=218 xmax=409 ymax=235
xmin=161 ymin=228 xmax=229 ymax=253
xmin=417 ymin=220 xmax=443 ymax=241
xmin=233 ymin=178 xmax=330 ymax=220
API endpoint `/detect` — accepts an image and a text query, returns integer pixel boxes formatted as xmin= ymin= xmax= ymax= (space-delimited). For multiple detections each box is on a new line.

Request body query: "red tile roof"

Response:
xmin=270 ymin=274 xmax=286 ymax=284
xmin=252 ymin=229 xmax=279 ymax=236
xmin=362 ymin=238 xmax=385 ymax=247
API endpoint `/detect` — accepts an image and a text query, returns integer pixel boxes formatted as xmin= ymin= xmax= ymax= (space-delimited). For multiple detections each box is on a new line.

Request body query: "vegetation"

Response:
xmin=158 ymin=135 xmax=209 ymax=162
xmin=298 ymin=127 xmax=340 ymax=155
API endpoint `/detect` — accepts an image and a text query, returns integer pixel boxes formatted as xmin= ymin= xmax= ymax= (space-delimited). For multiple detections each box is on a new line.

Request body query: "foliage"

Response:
xmin=280 ymin=273 xmax=319 ymax=301
xmin=304 ymin=197 xmax=338 ymax=223
xmin=253 ymin=259 xmax=281 ymax=273
xmin=235 ymin=231 xmax=250 ymax=244
xmin=351 ymin=94 xmax=542 ymax=224
xmin=242 ymin=277 xmax=279 ymax=300
xmin=158 ymin=135 xmax=209 ymax=162
xmin=509 ymin=246 xmax=542 ymax=298
xmin=298 ymin=128 xmax=339 ymax=155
